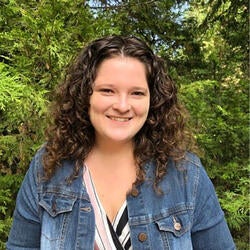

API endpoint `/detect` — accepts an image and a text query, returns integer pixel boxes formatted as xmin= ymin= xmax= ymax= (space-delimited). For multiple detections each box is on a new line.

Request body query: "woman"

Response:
xmin=7 ymin=35 xmax=235 ymax=249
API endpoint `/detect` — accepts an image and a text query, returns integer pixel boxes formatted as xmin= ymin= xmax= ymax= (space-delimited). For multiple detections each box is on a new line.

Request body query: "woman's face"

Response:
xmin=89 ymin=56 xmax=150 ymax=145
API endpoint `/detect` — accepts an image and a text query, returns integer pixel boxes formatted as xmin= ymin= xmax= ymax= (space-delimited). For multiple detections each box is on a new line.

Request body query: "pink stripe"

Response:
xmin=83 ymin=166 xmax=113 ymax=249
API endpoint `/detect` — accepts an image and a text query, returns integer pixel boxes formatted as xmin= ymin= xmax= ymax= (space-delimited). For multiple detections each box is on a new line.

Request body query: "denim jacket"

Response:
xmin=7 ymin=148 xmax=235 ymax=250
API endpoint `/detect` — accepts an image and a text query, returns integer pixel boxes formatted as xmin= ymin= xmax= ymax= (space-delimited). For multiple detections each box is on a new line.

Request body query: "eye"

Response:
xmin=99 ymin=88 xmax=114 ymax=94
xmin=132 ymin=91 xmax=145 ymax=96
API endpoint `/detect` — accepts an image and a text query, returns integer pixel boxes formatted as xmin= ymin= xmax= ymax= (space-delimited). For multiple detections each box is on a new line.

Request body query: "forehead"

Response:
xmin=96 ymin=56 xmax=147 ymax=73
xmin=94 ymin=56 xmax=148 ymax=88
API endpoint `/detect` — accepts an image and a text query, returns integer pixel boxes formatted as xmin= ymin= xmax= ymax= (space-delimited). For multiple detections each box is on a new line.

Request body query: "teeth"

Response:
xmin=110 ymin=117 xmax=130 ymax=122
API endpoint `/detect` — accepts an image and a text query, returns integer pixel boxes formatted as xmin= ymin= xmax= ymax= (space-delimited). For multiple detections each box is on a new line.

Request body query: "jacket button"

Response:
xmin=173 ymin=216 xmax=182 ymax=231
xmin=131 ymin=188 xmax=139 ymax=197
xmin=174 ymin=222 xmax=182 ymax=231
xmin=138 ymin=233 xmax=148 ymax=242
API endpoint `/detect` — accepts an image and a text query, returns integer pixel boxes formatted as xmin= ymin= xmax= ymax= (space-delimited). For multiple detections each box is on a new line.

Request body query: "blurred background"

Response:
xmin=0 ymin=0 xmax=248 ymax=249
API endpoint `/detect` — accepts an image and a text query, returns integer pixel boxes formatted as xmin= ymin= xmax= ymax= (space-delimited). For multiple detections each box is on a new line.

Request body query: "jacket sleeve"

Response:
xmin=191 ymin=164 xmax=236 ymax=250
xmin=6 ymin=150 xmax=42 ymax=250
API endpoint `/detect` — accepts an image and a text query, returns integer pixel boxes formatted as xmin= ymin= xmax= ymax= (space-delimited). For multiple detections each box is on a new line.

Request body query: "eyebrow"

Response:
xmin=94 ymin=83 xmax=148 ymax=90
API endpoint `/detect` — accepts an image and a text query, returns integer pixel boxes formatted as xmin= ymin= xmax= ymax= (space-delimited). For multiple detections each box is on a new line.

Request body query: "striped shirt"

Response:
xmin=83 ymin=166 xmax=132 ymax=250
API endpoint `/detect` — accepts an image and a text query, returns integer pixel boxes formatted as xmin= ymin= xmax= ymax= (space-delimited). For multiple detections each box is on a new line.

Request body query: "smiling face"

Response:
xmin=89 ymin=56 xmax=150 ymax=146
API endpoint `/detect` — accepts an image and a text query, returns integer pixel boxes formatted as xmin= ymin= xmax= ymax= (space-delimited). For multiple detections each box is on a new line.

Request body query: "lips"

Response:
xmin=107 ymin=116 xmax=132 ymax=122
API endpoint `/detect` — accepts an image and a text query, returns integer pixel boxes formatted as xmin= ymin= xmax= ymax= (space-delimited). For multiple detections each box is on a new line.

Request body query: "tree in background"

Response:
xmin=0 ymin=0 xmax=248 ymax=248
xmin=0 ymin=0 xmax=98 ymax=247
xmin=181 ymin=1 xmax=249 ymax=247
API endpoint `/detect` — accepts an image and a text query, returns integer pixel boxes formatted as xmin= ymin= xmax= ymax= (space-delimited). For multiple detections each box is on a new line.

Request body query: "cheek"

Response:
xmin=144 ymin=98 xmax=150 ymax=113
xmin=136 ymin=101 xmax=150 ymax=117
xmin=89 ymin=97 xmax=104 ymax=113
xmin=88 ymin=97 xmax=113 ymax=122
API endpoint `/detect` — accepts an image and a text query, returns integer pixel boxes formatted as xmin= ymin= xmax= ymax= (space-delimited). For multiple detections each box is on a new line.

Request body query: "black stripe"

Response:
xmin=124 ymin=238 xmax=131 ymax=250
xmin=115 ymin=206 xmax=128 ymax=236
xmin=107 ymin=216 xmax=124 ymax=250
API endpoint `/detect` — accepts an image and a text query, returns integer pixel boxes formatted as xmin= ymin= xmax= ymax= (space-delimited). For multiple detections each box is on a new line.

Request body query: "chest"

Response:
xmin=39 ymin=188 xmax=194 ymax=250
xmin=84 ymin=164 xmax=136 ymax=222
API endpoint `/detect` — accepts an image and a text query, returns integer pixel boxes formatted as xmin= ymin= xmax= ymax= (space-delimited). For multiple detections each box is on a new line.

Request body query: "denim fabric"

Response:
xmin=7 ymin=148 xmax=235 ymax=250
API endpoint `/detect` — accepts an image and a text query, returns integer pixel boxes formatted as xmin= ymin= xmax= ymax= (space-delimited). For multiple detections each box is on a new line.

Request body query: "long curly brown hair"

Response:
xmin=43 ymin=35 xmax=193 ymax=190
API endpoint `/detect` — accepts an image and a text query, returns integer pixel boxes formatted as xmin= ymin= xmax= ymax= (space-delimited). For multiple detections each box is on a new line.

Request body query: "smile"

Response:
xmin=107 ymin=116 xmax=131 ymax=122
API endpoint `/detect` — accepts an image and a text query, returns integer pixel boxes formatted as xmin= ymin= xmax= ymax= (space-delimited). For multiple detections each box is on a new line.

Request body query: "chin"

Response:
xmin=107 ymin=135 xmax=134 ymax=144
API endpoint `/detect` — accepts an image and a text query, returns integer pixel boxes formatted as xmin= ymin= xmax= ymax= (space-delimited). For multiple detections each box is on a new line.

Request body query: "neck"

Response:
xmin=95 ymin=138 xmax=134 ymax=154
xmin=86 ymin=140 xmax=135 ymax=170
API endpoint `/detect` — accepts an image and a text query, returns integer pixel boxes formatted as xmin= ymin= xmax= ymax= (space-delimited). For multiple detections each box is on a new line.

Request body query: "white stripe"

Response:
xmin=112 ymin=201 xmax=127 ymax=229
xmin=121 ymin=229 xmax=130 ymax=245
xmin=83 ymin=165 xmax=117 ymax=250
xmin=113 ymin=204 xmax=132 ymax=249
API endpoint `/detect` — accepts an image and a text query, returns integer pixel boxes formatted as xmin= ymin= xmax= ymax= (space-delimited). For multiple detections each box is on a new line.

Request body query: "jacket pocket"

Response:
xmin=39 ymin=194 xmax=77 ymax=241
xmin=39 ymin=193 xmax=77 ymax=217
xmin=155 ymin=212 xmax=193 ymax=249
xmin=155 ymin=212 xmax=191 ymax=237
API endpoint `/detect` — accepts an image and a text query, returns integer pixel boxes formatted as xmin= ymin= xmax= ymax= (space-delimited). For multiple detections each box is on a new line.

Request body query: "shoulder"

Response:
xmin=145 ymin=152 xmax=216 ymax=203
xmin=23 ymin=145 xmax=46 ymax=184
xmin=168 ymin=152 xmax=212 ymax=184
xmin=144 ymin=152 xmax=206 ymax=195
xmin=162 ymin=152 xmax=203 ymax=184
xmin=174 ymin=153 xmax=225 ymax=228
xmin=27 ymin=145 xmax=79 ymax=189
xmin=178 ymin=152 xmax=216 ymax=192
xmin=169 ymin=152 xmax=215 ymax=194
xmin=175 ymin=151 xmax=202 ymax=170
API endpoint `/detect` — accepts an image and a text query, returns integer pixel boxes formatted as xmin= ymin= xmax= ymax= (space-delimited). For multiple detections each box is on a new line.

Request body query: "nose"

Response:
xmin=112 ymin=95 xmax=131 ymax=113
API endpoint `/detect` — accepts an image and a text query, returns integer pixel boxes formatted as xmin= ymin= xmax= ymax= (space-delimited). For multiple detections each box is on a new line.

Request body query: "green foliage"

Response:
xmin=0 ymin=174 xmax=23 ymax=250
xmin=0 ymin=0 xmax=248 ymax=248
xmin=0 ymin=60 xmax=48 ymax=247
xmin=0 ymin=63 xmax=48 ymax=173
xmin=180 ymin=77 xmax=249 ymax=247
xmin=180 ymin=0 xmax=249 ymax=245
xmin=216 ymin=162 xmax=249 ymax=249
xmin=0 ymin=0 xmax=96 ymax=89
xmin=181 ymin=78 xmax=248 ymax=163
